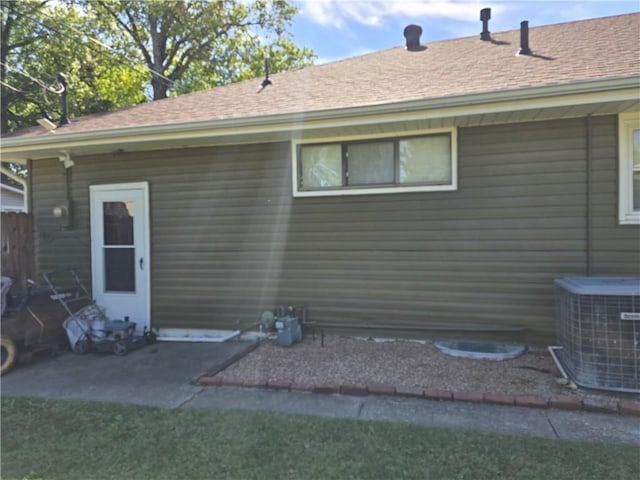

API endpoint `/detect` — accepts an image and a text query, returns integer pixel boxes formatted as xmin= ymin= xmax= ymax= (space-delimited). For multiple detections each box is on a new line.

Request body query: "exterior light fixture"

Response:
xmin=58 ymin=151 xmax=74 ymax=168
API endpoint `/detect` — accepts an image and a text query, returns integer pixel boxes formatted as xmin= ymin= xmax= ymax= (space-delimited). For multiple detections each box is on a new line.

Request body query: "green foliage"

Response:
xmin=173 ymin=32 xmax=315 ymax=95
xmin=2 ymin=397 xmax=639 ymax=480
xmin=1 ymin=0 xmax=147 ymax=133
xmin=89 ymin=0 xmax=315 ymax=99
xmin=1 ymin=0 xmax=315 ymax=133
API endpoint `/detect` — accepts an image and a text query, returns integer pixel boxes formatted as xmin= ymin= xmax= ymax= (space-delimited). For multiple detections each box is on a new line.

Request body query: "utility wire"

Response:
xmin=10 ymin=10 xmax=129 ymax=89
xmin=0 ymin=61 xmax=63 ymax=94
xmin=0 ymin=80 xmax=27 ymax=93
xmin=20 ymin=9 xmax=173 ymax=85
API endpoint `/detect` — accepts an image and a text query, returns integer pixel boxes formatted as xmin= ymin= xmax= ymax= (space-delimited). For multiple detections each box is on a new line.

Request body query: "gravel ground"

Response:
xmin=222 ymin=334 xmax=577 ymax=398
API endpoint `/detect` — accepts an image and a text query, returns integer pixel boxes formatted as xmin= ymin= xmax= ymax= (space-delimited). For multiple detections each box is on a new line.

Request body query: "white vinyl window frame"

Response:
xmin=618 ymin=112 xmax=640 ymax=225
xmin=292 ymin=127 xmax=458 ymax=197
xmin=0 ymin=166 xmax=27 ymax=212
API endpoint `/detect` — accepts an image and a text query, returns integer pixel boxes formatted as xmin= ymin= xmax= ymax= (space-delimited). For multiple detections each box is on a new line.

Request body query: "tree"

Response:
xmin=1 ymin=0 xmax=49 ymax=133
xmin=88 ymin=0 xmax=315 ymax=100
xmin=1 ymin=0 xmax=314 ymax=133
xmin=1 ymin=0 xmax=147 ymax=133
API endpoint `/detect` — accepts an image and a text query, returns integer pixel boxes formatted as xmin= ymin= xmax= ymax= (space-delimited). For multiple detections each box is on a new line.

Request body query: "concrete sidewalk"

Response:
xmin=185 ymin=386 xmax=640 ymax=445
xmin=0 ymin=340 xmax=256 ymax=408
xmin=1 ymin=342 xmax=639 ymax=445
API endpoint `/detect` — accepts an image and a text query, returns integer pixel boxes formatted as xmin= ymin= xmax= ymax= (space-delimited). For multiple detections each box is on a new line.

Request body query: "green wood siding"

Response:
xmin=31 ymin=159 xmax=91 ymax=280
xmin=589 ymin=115 xmax=640 ymax=274
xmin=30 ymin=115 xmax=640 ymax=345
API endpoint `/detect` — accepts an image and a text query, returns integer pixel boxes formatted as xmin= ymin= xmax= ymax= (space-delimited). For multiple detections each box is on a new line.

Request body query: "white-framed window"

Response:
xmin=618 ymin=112 xmax=640 ymax=225
xmin=292 ymin=128 xmax=457 ymax=197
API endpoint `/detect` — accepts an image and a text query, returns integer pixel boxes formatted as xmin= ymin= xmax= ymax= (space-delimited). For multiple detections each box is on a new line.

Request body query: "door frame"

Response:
xmin=89 ymin=181 xmax=151 ymax=331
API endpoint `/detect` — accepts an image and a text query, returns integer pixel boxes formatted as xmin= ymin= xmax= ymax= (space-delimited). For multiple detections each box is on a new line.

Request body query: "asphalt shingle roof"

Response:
xmin=7 ymin=13 xmax=640 ymax=139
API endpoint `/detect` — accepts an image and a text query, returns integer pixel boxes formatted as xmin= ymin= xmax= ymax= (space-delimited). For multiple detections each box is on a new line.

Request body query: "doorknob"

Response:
xmin=139 ymin=257 xmax=143 ymax=270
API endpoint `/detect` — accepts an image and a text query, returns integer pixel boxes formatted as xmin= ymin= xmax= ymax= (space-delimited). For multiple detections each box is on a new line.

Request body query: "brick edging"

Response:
xmin=196 ymin=375 xmax=640 ymax=416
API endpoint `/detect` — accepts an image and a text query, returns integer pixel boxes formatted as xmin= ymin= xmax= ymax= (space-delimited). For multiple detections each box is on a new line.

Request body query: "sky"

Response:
xmin=289 ymin=0 xmax=640 ymax=63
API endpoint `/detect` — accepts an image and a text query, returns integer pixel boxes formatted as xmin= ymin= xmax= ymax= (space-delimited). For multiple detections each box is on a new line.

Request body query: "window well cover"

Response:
xmin=433 ymin=340 xmax=527 ymax=360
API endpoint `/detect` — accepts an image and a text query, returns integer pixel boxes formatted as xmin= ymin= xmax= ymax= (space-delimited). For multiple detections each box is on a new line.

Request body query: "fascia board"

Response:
xmin=2 ymin=75 xmax=639 ymax=161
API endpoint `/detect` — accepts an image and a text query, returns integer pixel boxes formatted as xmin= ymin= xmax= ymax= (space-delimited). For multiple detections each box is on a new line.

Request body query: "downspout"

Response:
xmin=56 ymin=152 xmax=74 ymax=229
xmin=585 ymin=115 xmax=593 ymax=276
xmin=27 ymin=159 xmax=35 ymax=290
xmin=27 ymin=159 xmax=33 ymax=213
xmin=64 ymin=167 xmax=72 ymax=229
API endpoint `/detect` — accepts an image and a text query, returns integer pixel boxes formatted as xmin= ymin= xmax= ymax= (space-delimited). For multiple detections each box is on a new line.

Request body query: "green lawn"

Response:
xmin=1 ymin=397 xmax=638 ymax=480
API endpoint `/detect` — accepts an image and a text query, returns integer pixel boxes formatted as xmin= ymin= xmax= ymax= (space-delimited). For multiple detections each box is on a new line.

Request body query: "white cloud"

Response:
xmin=296 ymin=1 xmax=497 ymax=28
xmin=296 ymin=0 xmax=637 ymax=31
xmin=316 ymin=46 xmax=375 ymax=64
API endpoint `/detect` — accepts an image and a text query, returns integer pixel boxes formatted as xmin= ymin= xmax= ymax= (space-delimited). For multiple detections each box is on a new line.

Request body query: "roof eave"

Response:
xmin=2 ymin=75 xmax=639 ymax=162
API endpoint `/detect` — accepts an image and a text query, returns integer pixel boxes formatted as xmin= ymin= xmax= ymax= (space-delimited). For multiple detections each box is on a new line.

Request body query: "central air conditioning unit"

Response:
xmin=554 ymin=277 xmax=640 ymax=393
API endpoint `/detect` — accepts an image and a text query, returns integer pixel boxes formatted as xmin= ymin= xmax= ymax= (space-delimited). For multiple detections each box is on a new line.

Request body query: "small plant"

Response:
xmin=20 ymin=472 xmax=44 ymax=480
xmin=108 ymin=413 xmax=128 ymax=439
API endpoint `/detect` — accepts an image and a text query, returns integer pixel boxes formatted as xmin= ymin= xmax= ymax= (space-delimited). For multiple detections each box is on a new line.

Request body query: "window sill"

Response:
xmin=294 ymin=183 xmax=457 ymax=197
xmin=619 ymin=213 xmax=640 ymax=225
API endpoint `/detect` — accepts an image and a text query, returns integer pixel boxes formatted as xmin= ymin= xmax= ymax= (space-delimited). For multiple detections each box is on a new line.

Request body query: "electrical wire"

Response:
xmin=0 ymin=62 xmax=64 ymax=94
xmin=0 ymin=80 xmax=27 ymax=93
xmin=20 ymin=8 xmax=173 ymax=85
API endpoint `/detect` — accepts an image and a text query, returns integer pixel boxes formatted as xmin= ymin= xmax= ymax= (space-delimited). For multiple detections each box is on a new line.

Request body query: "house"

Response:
xmin=1 ymin=13 xmax=638 ymax=346
xmin=1 ymin=170 xmax=26 ymax=213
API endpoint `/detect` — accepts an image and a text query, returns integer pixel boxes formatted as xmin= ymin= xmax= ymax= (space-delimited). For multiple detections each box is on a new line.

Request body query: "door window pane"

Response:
xmin=348 ymin=142 xmax=394 ymax=185
xmin=104 ymin=248 xmax=135 ymax=292
xmin=399 ymin=135 xmax=451 ymax=183
xmin=300 ymin=145 xmax=342 ymax=188
xmin=104 ymin=201 xmax=134 ymax=245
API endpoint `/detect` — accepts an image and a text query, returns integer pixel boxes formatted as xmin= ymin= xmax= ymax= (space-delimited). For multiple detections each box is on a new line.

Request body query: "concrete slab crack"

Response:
xmin=546 ymin=413 xmax=560 ymax=439
xmin=174 ymin=386 xmax=205 ymax=409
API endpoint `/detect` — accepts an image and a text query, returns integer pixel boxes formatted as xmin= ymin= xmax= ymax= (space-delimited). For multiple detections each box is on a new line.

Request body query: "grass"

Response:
xmin=1 ymin=397 xmax=638 ymax=480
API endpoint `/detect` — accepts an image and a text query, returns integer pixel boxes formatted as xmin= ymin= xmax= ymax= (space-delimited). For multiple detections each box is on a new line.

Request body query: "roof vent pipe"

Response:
xmin=403 ymin=24 xmax=425 ymax=51
xmin=56 ymin=72 xmax=70 ymax=126
xmin=517 ymin=21 xmax=532 ymax=55
xmin=261 ymin=59 xmax=272 ymax=88
xmin=480 ymin=8 xmax=491 ymax=41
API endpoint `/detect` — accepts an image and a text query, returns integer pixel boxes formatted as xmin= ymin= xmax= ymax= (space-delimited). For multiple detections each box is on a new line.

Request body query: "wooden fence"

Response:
xmin=1 ymin=212 xmax=34 ymax=291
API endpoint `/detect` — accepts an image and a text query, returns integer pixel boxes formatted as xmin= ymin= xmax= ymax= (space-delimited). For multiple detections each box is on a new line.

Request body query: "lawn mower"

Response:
xmin=43 ymin=270 xmax=155 ymax=356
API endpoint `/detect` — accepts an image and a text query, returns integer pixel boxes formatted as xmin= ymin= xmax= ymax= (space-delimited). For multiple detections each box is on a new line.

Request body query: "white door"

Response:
xmin=90 ymin=182 xmax=150 ymax=334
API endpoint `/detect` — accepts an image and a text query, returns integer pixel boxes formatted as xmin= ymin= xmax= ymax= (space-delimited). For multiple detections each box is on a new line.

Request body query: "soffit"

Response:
xmin=3 ymin=93 xmax=637 ymax=163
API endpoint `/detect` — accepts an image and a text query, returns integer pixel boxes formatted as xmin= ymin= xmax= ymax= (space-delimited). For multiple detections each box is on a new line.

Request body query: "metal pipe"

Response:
xmin=314 ymin=322 xmax=526 ymax=333
xmin=480 ymin=8 xmax=491 ymax=41
xmin=239 ymin=321 xmax=261 ymax=334
xmin=518 ymin=21 xmax=532 ymax=55
xmin=585 ymin=115 xmax=593 ymax=276
xmin=56 ymin=72 xmax=70 ymax=126
xmin=547 ymin=345 xmax=569 ymax=379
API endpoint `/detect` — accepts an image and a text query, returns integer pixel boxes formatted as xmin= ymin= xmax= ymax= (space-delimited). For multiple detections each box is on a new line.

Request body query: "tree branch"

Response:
xmin=95 ymin=0 xmax=152 ymax=66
